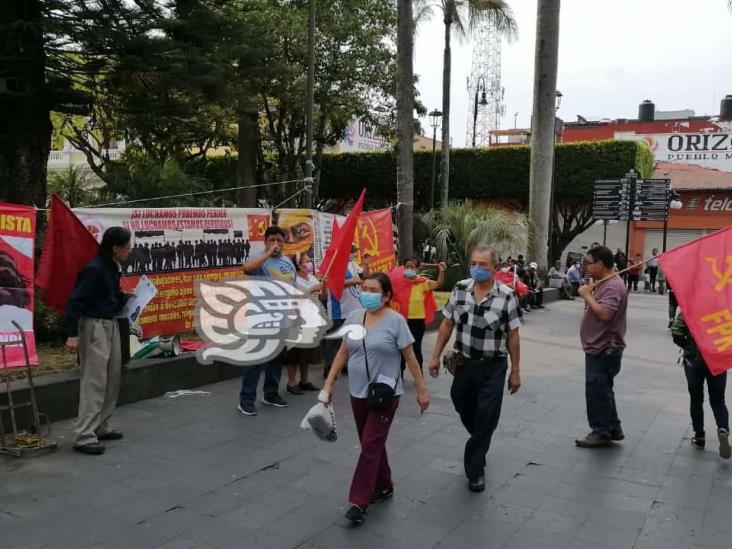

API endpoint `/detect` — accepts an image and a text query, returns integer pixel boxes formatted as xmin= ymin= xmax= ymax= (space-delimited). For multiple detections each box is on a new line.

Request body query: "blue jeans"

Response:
xmin=239 ymin=352 xmax=284 ymax=405
xmin=585 ymin=351 xmax=622 ymax=437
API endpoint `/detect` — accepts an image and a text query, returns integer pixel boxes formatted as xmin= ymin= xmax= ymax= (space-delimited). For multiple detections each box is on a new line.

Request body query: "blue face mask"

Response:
xmin=404 ymin=269 xmax=417 ymax=279
xmin=470 ymin=266 xmax=492 ymax=283
xmin=359 ymin=291 xmax=383 ymax=311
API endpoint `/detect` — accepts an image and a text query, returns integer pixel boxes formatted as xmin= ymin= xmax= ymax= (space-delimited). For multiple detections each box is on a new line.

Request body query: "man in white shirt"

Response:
xmin=548 ymin=260 xmax=573 ymax=300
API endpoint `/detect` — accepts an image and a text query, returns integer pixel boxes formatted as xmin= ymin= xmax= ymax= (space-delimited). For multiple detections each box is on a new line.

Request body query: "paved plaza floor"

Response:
xmin=2 ymin=293 xmax=732 ymax=548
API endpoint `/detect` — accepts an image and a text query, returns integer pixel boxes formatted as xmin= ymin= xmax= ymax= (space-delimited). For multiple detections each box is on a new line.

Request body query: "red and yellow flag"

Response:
xmin=659 ymin=226 xmax=732 ymax=375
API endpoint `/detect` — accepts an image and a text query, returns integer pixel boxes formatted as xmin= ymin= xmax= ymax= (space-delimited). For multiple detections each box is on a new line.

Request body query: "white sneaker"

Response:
xmin=718 ymin=428 xmax=731 ymax=459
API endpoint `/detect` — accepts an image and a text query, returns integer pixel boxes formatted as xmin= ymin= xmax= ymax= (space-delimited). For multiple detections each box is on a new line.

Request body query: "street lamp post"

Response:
xmin=662 ymin=190 xmax=683 ymax=252
xmin=429 ymin=109 xmax=443 ymax=211
xmin=471 ymin=76 xmax=488 ymax=148
xmin=547 ymin=90 xmax=563 ymax=264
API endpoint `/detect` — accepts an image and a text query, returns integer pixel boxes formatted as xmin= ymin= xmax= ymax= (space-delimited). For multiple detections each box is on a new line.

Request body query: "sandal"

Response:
xmin=299 ymin=381 xmax=319 ymax=392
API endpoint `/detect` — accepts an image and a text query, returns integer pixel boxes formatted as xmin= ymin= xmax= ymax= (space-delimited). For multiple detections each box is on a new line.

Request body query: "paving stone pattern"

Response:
xmin=2 ymin=294 xmax=731 ymax=548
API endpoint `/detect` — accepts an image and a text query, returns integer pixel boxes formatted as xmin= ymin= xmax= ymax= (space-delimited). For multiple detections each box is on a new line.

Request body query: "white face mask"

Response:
xmin=500 ymin=267 xmax=510 ymax=273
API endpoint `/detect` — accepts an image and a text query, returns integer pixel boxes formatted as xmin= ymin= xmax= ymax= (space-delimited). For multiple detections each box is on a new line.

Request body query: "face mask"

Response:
xmin=470 ymin=266 xmax=492 ymax=283
xmin=359 ymin=291 xmax=383 ymax=311
xmin=349 ymin=254 xmax=355 ymax=262
xmin=404 ymin=269 xmax=417 ymax=279
xmin=304 ymin=261 xmax=314 ymax=274
xmin=500 ymin=267 xmax=510 ymax=274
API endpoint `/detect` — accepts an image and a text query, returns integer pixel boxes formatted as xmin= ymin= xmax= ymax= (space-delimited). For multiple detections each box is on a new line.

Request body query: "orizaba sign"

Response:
xmin=643 ymin=132 xmax=732 ymax=172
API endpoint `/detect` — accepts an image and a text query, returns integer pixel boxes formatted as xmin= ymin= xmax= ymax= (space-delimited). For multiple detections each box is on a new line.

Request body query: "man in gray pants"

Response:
xmin=65 ymin=227 xmax=132 ymax=455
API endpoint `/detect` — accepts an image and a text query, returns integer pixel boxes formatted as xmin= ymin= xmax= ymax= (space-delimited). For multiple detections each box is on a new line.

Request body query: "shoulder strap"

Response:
xmin=362 ymin=311 xmax=371 ymax=381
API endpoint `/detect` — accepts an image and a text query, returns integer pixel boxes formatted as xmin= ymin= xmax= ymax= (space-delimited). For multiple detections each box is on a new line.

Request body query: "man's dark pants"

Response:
xmin=684 ymin=363 xmax=729 ymax=437
xmin=239 ymin=351 xmax=285 ymax=406
xmin=585 ymin=351 xmax=622 ymax=437
xmin=450 ymin=357 xmax=508 ymax=480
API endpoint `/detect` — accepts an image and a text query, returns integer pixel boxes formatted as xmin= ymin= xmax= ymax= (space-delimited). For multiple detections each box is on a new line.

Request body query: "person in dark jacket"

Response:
xmin=671 ymin=311 xmax=731 ymax=458
xmin=65 ymin=227 xmax=132 ymax=455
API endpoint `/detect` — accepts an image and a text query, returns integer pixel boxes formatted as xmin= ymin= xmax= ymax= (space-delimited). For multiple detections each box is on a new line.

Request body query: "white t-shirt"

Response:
xmin=295 ymin=273 xmax=320 ymax=293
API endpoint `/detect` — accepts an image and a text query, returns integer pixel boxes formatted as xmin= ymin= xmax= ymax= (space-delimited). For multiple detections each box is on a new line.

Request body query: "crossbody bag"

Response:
xmin=362 ymin=312 xmax=399 ymax=411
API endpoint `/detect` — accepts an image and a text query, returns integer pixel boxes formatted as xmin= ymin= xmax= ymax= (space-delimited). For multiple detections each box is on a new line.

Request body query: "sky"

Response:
xmin=414 ymin=0 xmax=732 ymax=147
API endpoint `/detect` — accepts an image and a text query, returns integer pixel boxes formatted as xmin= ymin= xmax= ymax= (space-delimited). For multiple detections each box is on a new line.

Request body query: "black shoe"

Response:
xmin=610 ymin=429 xmax=625 ymax=441
xmin=345 ymin=505 xmax=366 ymax=524
xmin=536 ymin=304 xmax=545 ymax=309
xmin=691 ymin=435 xmax=705 ymax=449
xmin=468 ymin=475 xmax=485 ymax=492
xmin=97 ymin=430 xmax=124 ymax=441
xmin=73 ymin=442 xmax=106 ymax=455
xmin=262 ymin=394 xmax=289 ymax=408
xmin=286 ymin=385 xmax=304 ymax=395
xmin=575 ymin=432 xmax=612 ymax=448
xmin=370 ymin=487 xmax=394 ymax=504
xmin=299 ymin=381 xmax=319 ymax=392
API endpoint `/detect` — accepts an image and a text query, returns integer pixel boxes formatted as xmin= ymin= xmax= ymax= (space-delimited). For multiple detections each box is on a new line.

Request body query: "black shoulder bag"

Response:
xmin=362 ymin=312 xmax=397 ymax=411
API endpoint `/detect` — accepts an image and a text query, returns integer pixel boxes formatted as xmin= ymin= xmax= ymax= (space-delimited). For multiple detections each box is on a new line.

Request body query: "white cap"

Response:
xmin=529 ymin=262 xmax=538 ymax=269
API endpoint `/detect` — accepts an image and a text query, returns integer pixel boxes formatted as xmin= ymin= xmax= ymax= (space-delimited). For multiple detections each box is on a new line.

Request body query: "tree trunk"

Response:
xmin=0 ymin=0 xmax=51 ymax=209
xmin=396 ymin=0 xmax=415 ymax=260
xmin=236 ymin=110 xmax=258 ymax=208
xmin=528 ymin=0 xmax=561 ymax=270
xmin=439 ymin=19 xmax=452 ymax=206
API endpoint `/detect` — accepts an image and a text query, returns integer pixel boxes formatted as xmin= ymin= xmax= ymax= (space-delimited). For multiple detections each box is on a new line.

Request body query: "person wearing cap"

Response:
xmin=522 ymin=262 xmax=545 ymax=309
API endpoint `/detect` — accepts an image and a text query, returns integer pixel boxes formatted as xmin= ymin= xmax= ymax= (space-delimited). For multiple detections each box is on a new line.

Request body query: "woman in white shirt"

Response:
xmin=286 ymin=253 xmax=325 ymax=394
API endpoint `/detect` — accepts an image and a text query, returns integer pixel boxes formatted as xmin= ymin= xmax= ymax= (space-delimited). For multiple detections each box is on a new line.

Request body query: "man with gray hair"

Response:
xmin=429 ymin=244 xmax=522 ymax=492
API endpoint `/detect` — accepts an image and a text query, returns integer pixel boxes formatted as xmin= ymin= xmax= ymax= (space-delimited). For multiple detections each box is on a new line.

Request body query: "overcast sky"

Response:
xmin=414 ymin=0 xmax=732 ymax=147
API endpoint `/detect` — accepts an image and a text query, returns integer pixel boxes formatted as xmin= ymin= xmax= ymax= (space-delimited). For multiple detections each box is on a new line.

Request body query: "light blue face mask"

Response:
xmin=359 ymin=291 xmax=383 ymax=311
xmin=404 ymin=269 xmax=417 ymax=279
xmin=470 ymin=265 xmax=492 ymax=283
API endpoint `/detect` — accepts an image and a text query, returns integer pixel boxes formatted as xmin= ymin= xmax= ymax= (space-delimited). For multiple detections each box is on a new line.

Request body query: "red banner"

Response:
xmin=659 ymin=226 xmax=732 ymax=375
xmin=356 ymin=209 xmax=395 ymax=274
xmin=0 ymin=203 xmax=37 ymax=367
xmin=247 ymin=214 xmax=270 ymax=242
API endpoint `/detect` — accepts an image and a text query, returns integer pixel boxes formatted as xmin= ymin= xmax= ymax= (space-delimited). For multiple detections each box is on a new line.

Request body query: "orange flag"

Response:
xmin=659 ymin=226 xmax=732 ymax=375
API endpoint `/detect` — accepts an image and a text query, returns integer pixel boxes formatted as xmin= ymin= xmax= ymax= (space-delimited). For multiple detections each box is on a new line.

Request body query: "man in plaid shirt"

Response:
xmin=429 ymin=244 xmax=522 ymax=493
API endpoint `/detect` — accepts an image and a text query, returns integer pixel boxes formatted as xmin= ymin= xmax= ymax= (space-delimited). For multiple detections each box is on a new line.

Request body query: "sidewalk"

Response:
xmin=2 ymin=294 xmax=731 ymax=549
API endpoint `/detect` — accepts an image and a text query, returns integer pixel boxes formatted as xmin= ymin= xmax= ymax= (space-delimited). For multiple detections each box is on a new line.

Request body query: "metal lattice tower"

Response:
xmin=466 ymin=18 xmax=505 ymax=148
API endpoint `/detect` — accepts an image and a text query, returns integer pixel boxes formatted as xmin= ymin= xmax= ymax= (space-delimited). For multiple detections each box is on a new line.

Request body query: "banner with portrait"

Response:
xmin=0 ymin=203 xmax=37 ymax=367
xmin=73 ymin=207 xmax=270 ymax=336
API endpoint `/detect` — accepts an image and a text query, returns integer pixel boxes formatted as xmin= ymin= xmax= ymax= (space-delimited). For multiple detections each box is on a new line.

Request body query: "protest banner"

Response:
xmin=0 ymin=203 xmax=37 ymax=367
xmin=74 ymin=207 xmax=270 ymax=336
xmin=356 ymin=209 xmax=396 ymax=273
xmin=277 ymin=209 xmax=315 ymax=257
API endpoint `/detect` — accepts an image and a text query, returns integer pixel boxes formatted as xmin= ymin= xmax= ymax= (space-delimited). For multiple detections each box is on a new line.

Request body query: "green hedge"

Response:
xmin=318 ymin=139 xmax=654 ymax=208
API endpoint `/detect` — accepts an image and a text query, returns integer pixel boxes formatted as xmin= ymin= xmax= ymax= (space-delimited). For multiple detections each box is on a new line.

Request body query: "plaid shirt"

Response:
xmin=443 ymin=279 xmax=521 ymax=359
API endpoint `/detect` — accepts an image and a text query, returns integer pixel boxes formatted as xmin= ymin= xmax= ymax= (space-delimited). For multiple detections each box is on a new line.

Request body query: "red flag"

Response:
xmin=388 ymin=266 xmax=437 ymax=325
xmin=322 ymin=189 xmax=365 ymax=300
xmin=659 ymin=226 xmax=732 ymax=375
xmin=36 ymin=195 xmax=99 ymax=314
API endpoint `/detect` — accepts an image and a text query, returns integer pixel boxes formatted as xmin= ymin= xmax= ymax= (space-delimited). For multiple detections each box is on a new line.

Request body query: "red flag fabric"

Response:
xmin=388 ymin=266 xmax=437 ymax=325
xmin=659 ymin=226 xmax=732 ymax=375
xmin=322 ymin=189 xmax=365 ymax=300
xmin=36 ymin=195 xmax=99 ymax=314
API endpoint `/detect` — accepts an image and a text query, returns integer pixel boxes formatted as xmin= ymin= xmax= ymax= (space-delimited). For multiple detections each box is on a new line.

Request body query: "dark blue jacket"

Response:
xmin=65 ymin=256 xmax=126 ymax=337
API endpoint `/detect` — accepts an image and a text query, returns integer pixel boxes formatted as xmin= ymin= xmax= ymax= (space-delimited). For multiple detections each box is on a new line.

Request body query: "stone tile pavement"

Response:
xmin=2 ymin=293 xmax=732 ymax=548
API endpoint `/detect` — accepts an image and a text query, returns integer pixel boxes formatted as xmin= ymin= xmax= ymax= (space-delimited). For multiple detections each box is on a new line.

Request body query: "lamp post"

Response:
xmin=429 ymin=109 xmax=443 ymax=211
xmin=547 ymin=90 xmax=563 ymax=264
xmin=662 ymin=191 xmax=683 ymax=252
xmin=471 ymin=76 xmax=488 ymax=148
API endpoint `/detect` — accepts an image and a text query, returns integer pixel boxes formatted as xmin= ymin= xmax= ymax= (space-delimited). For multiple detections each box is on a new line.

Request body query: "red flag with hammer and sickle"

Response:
xmin=659 ymin=226 xmax=732 ymax=375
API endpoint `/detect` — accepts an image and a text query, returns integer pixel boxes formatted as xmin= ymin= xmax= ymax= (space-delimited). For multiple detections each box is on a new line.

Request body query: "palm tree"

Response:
xmin=396 ymin=0 xmax=416 ymax=259
xmin=420 ymin=200 xmax=531 ymax=271
xmin=47 ymin=165 xmax=97 ymax=207
xmin=418 ymin=1 xmax=516 ymax=208
xmin=528 ymin=0 xmax=560 ymax=271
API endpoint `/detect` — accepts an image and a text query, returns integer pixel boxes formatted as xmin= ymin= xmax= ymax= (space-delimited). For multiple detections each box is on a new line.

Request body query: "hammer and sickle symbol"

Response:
xmin=705 ymin=256 xmax=732 ymax=292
